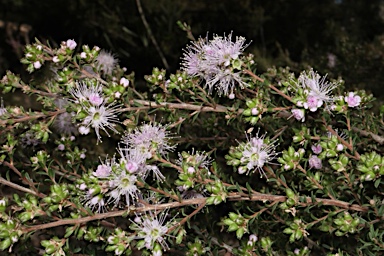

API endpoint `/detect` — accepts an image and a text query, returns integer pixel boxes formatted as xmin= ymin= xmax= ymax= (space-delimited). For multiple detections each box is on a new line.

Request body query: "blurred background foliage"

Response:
xmin=1 ymin=0 xmax=384 ymax=98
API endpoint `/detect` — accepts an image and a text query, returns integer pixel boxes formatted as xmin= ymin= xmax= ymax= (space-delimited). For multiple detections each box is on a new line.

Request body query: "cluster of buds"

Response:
xmin=221 ymin=212 xmax=248 ymax=239
xmin=0 ymin=199 xmax=21 ymax=252
xmin=357 ymin=151 xmax=384 ymax=181
xmin=165 ymin=71 xmax=195 ymax=92
xmin=333 ymin=212 xmax=360 ymax=236
xmin=106 ymin=228 xmax=134 ymax=255
xmin=283 ymin=218 xmax=309 ymax=243
xmin=205 ymin=179 xmax=227 ymax=205
xmin=186 ymin=238 xmax=207 ymax=256
xmin=278 ymin=147 xmax=305 ymax=171
xmin=175 ymin=150 xmax=212 ymax=192
xmin=242 ymin=95 xmax=265 ymax=125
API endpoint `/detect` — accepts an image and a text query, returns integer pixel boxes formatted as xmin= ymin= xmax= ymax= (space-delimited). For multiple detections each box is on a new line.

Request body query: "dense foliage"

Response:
xmin=0 ymin=29 xmax=383 ymax=255
xmin=1 ymin=1 xmax=384 ymax=255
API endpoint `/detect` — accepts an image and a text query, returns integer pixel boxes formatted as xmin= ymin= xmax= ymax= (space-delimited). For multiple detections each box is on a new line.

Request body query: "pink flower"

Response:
xmin=291 ymin=109 xmax=305 ymax=122
xmin=120 ymin=77 xmax=129 ymax=87
xmin=344 ymin=92 xmax=361 ymax=108
xmin=93 ymin=164 xmax=112 ymax=178
xmin=299 ymin=69 xmax=336 ymax=111
xmin=33 ymin=61 xmax=42 ymax=69
xmin=66 ymin=39 xmax=77 ymax=50
xmin=88 ymin=93 xmax=104 ymax=106
xmin=251 ymin=108 xmax=259 ymax=115
xmin=181 ymin=32 xmax=249 ymax=96
xmin=311 ymin=144 xmax=322 ymax=154
xmin=309 ymin=155 xmax=322 ymax=169
xmin=304 ymin=95 xmax=322 ymax=112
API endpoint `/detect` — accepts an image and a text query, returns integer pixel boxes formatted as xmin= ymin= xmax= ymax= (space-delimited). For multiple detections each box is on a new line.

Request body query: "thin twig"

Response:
xmin=125 ymin=99 xmax=238 ymax=114
xmin=352 ymin=127 xmax=384 ymax=145
xmin=135 ymin=0 xmax=169 ymax=70
xmin=168 ymin=202 xmax=206 ymax=232
xmin=0 ymin=177 xmax=40 ymax=197
xmin=21 ymin=191 xmax=371 ymax=234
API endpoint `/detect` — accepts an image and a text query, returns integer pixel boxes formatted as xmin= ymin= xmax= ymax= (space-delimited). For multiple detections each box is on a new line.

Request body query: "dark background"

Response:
xmin=1 ymin=0 xmax=384 ymax=98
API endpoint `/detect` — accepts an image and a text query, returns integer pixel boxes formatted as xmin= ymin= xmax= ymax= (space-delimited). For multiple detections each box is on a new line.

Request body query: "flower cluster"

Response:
xmin=121 ymin=122 xmax=175 ymax=157
xmin=289 ymin=69 xmax=366 ymax=122
xmin=1 ymin=33 xmax=383 ymax=256
xmin=95 ymin=50 xmax=118 ymax=75
xmin=78 ymin=122 xmax=174 ymax=212
xmin=69 ymin=80 xmax=121 ymax=142
xmin=226 ymin=131 xmax=278 ymax=177
xmin=181 ymin=32 xmax=249 ymax=96
xmin=130 ymin=210 xmax=175 ymax=254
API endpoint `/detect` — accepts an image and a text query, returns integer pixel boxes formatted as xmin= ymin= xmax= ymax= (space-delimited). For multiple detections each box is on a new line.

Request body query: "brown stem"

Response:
xmin=168 ymin=202 xmax=206 ymax=233
xmin=2 ymin=161 xmax=43 ymax=197
xmin=297 ymin=164 xmax=336 ymax=200
xmin=243 ymin=69 xmax=293 ymax=102
xmin=0 ymin=176 xmax=40 ymax=197
xmin=264 ymin=165 xmax=289 ymax=189
xmin=125 ymin=99 xmax=233 ymax=113
xmin=21 ymin=192 xmax=370 ymax=234
xmin=136 ymin=181 xmax=180 ymax=201
xmin=352 ymin=127 xmax=384 ymax=145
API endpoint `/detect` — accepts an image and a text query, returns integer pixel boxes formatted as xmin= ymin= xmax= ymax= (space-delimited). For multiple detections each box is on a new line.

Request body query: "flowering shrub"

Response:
xmin=0 ymin=33 xmax=383 ymax=256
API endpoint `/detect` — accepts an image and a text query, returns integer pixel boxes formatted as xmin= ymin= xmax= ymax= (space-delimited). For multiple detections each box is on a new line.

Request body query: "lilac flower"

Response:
xmin=327 ymin=53 xmax=337 ymax=68
xmin=291 ymin=109 xmax=305 ymax=122
xmin=303 ymin=95 xmax=323 ymax=112
xmin=95 ymin=50 xmax=118 ymax=75
xmin=66 ymin=39 xmax=77 ymax=50
xmin=70 ymin=81 xmax=104 ymax=106
xmin=181 ymin=37 xmax=210 ymax=77
xmin=247 ymin=234 xmax=258 ymax=246
xmin=205 ymin=67 xmax=248 ymax=96
xmin=82 ymin=104 xmax=120 ymax=142
xmin=180 ymin=189 xmax=205 ymax=200
xmin=121 ymin=123 xmax=175 ymax=156
xmin=119 ymin=147 xmax=165 ymax=182
xmin=239 ymin=133 xmax=278 ymax=177
xmin=78 ymin=126 xmax=90 ymax=135
xmin=336 ymin=144 xmax=344 ymax=151
xmin=207 ymin=33 xmax=248 ymax=66
xmin=308 ymin=155 xmax=322 ymax=169
xmin=311 ymin=144 xmax=322 ymax=154
xmin=327 ymin=129 xmax=348 ymax=141
xmin=52 ymin=56 xmax=60 ymax=63
xmin=344 ymin=92 xmax=361 ymax=108
xmin=299 ymin=69 xmax=337 ymax=111
xmin=181 ymin=32 xmax=249 ymax=96
xmin=93 ymin=164 xmax=111 ymax=177
xmin=53 ymin=98 xmax=78 ymax=135
xmin=93 ymin=157 xmax=114 ymax=178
